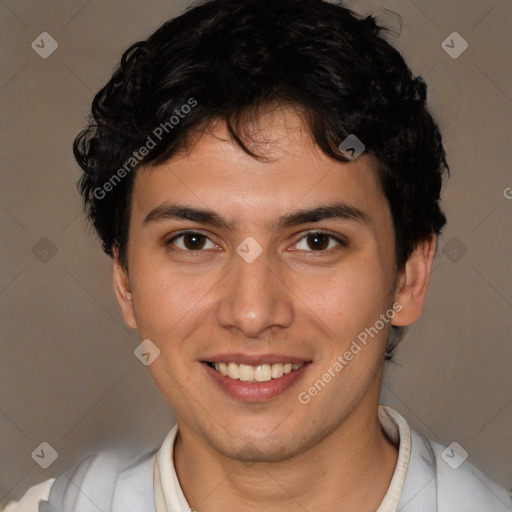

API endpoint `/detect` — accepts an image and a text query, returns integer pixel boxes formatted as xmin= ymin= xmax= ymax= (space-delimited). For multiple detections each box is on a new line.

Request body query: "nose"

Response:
xmin=215 ymin=248 xmax=294 ymax=338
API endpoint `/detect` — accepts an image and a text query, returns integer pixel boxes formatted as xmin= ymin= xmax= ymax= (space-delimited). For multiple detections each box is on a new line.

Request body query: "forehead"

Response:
xmin=130 ymin=108 xmax=389 ymax=230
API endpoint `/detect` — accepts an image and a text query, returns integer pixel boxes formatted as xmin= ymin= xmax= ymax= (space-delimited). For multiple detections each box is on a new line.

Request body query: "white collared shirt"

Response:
xmin=153 ymin=405 xmax=412 ymax=512
xmin=5 ymin=405 xmax=511 ymax=511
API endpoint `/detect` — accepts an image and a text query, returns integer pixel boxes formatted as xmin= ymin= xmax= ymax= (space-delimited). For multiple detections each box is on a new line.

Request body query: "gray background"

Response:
xmin=1 ymin=0 xmax=511 ymax=505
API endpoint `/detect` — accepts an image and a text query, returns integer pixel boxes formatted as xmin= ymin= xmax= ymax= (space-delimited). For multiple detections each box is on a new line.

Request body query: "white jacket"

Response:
xmin=4 ymin=406 xmax=512 ymax=512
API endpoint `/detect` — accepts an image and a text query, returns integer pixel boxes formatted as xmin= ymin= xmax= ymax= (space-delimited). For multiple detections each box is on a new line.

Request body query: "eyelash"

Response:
xmin=166 ymin=230 xmax=347 ymax=252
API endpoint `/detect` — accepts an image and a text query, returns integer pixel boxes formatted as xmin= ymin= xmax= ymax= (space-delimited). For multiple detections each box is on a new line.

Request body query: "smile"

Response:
xmin=206 ymin=361 xmax=305 ymax=382
xmin=202 ymin=357 xmax=312 ymax=402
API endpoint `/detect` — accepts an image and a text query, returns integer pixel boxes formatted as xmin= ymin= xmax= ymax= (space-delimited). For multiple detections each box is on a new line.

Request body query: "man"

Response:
xmin=5 ymin=0 xmax=511 ymax=510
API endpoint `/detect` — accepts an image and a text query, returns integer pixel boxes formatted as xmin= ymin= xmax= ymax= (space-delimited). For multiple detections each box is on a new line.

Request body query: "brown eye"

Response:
xmin=306 ymin=233 xmax=330 ymax=250
xmin=293 ymin=231 xmax=346 ymax=252
xmin=183 ymin=233 xmax=206 ymax=250
xmin=168 ymin=232 xmax=216 ymax=251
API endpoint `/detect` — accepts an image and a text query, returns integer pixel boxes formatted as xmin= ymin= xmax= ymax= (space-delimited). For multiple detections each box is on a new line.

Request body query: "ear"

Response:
xmin=392 ymin=234 xmax=437 ymax=327
xmin=112 ymin=250 xmax=138 ymax=330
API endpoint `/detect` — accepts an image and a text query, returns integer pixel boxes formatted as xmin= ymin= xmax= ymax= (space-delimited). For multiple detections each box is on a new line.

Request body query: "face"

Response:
xmin=114 ymin=107 xmax=431 ymax=462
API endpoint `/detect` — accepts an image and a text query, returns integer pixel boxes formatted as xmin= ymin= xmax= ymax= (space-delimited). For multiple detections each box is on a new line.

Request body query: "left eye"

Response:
xmin=293 ymin=232 xmax=345 ymax=251
xmin=168 ymin=232 xmax=217 ymax=251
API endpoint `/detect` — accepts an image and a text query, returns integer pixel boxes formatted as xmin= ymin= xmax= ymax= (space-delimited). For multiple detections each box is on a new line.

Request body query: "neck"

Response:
xmin=173 ymin=398 xmax=398 ymax=512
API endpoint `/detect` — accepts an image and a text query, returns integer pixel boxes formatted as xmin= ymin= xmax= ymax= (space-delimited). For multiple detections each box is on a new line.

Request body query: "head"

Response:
xmin=74 ymin=0 xmax=448 ymax=461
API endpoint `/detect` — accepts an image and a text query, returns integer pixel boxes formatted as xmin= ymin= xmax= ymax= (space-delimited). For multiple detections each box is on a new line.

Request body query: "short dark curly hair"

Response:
xmin=73 ymin=0 xmax=449 ymax=359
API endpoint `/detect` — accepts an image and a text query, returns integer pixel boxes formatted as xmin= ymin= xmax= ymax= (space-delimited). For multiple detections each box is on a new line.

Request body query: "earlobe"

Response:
xmin=112 ymin=253 xmax=138 ymax=330
xmin=392 ymin=234 xmax=437 ymax=327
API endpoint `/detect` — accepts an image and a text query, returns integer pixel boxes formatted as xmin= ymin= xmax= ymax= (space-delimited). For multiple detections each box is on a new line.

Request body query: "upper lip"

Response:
xmin=202 ymin=353 xmax=311 ymax=366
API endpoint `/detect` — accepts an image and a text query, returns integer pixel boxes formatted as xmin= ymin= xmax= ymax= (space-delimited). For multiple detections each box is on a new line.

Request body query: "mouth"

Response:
xmin=204 ymin=361 xmax=306 ymax=382
xmin=201 ymin=355 xmax=312 ymax=402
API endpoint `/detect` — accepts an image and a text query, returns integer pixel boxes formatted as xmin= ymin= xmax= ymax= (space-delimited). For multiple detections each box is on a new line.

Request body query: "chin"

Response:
xmin=208 ymin=423 xmax=306 ymax=464
xmin=228 ymin=438 xmax=299 ymax=464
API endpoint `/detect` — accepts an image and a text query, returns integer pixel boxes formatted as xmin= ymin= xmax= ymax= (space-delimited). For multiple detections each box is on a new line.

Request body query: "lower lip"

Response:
xmin=203 ymin=363 xmax=311 ymax=402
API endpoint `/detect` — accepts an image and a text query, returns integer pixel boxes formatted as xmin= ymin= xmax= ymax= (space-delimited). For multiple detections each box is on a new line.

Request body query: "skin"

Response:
xmin=114 ymin=106 xmax=436 ymax=511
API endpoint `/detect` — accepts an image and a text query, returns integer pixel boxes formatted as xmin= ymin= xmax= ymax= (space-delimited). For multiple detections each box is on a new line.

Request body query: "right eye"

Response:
xmin=167 ymin=231 xmax=218 ymax=251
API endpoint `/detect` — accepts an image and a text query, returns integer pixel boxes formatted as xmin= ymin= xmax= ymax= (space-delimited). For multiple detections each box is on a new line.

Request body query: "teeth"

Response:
xmin=210 ymin=361 xmax=305 ymax=381
xmin=254 ymin=364 xmax=271 ymax=382
xmin=238 ymin=364 xmax=254 ymax=381
xmin=271 ymin=363 xmax=284 ymax=379
xmin=227 ymin=362 xmax=239 ymax=379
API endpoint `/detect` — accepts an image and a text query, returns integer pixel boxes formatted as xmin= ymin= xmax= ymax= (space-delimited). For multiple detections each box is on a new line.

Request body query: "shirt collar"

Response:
xmin=154 ymin=404 xmax=412 ymax=512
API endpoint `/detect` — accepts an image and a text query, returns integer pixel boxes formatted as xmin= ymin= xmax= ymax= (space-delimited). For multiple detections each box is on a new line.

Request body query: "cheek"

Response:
xmin=295 ymin=256 xmax=390 ymax=338
xmin=129 ymin=259 xmax=218 ymax=341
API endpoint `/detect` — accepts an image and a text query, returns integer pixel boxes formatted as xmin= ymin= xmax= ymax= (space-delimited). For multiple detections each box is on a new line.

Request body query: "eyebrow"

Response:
xmin=142 ymin=201 xmax=370 ymax=230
